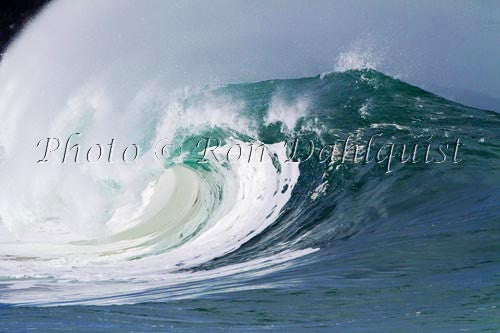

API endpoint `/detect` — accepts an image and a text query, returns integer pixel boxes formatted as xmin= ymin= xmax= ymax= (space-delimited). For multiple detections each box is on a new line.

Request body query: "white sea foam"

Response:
xmin=0 ymin=137 xmax=315 ymax=305
xmin=334 ymin=48 xmax=379 ymax=72
xmin=0 ymin=74 xmax=310 ymax=304
xmin=265 ymin=96 xmax=308 ymax=131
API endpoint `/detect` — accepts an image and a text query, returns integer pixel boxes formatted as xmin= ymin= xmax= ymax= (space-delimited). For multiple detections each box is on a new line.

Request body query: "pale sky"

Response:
xmin=4 ymin=0 xmax=500 ymax=110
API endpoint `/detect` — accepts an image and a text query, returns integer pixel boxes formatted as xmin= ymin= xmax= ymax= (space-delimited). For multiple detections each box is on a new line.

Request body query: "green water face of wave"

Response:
xmin=128 ymin=68 xmax=500 ymax=269
xmin=181 ymin=69 xmax=500 ymax=269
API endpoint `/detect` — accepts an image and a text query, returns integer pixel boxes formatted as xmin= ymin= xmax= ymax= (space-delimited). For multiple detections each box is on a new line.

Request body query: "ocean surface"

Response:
xmin=1 ymin=69 xmax=499 ymax=331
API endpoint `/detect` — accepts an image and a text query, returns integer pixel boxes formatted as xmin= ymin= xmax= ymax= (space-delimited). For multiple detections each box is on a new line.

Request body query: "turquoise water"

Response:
xmin=1 ymin=70 xmax=500 ymax=331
